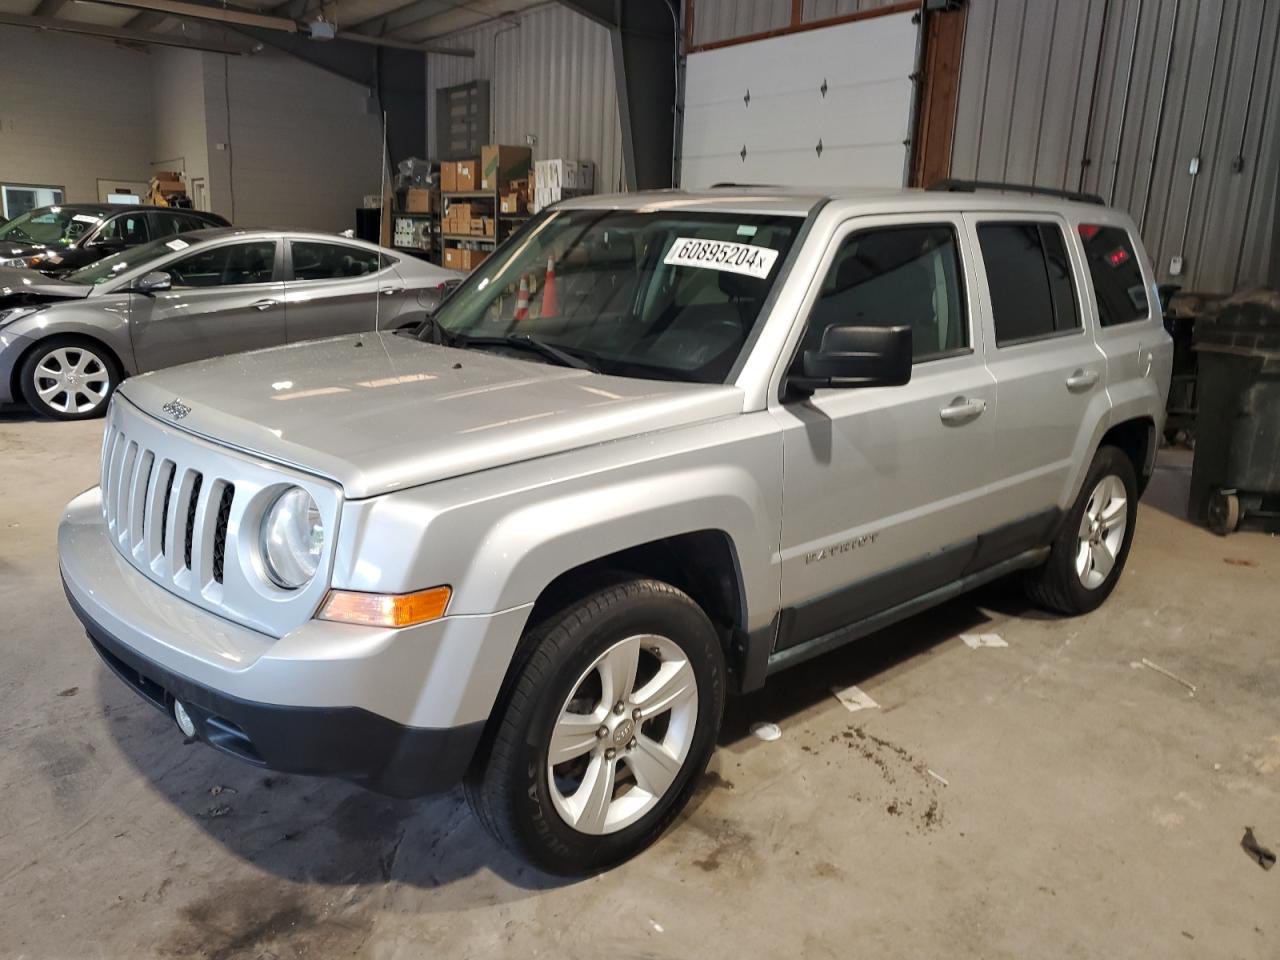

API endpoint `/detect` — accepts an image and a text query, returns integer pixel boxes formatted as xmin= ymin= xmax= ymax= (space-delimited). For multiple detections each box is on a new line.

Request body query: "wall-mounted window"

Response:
xmin=2 ymin=184 xmax=65 ymax=220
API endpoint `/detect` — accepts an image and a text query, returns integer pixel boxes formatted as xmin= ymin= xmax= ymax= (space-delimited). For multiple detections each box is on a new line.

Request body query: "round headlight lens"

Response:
xmin=261 ymin=487 xmax=324 ymax=589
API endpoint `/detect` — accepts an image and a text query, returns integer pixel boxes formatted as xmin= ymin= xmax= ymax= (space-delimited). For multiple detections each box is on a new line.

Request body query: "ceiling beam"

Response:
xmin=0 ymin=10 xmax=256 ymax=53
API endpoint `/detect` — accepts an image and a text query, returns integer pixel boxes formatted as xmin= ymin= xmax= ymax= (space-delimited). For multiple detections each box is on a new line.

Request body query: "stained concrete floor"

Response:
xmin=1 ymin=408 xmax=1277 ymax=960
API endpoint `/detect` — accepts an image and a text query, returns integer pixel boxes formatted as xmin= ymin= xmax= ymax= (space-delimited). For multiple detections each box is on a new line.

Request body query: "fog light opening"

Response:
xmin=173 ymin=699 xmax=196 ymax=738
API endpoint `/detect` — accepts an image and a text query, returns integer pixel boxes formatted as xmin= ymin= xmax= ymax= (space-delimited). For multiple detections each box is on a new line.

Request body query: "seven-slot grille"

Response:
xmin=100 ymin=420 xmax=235 ymax=587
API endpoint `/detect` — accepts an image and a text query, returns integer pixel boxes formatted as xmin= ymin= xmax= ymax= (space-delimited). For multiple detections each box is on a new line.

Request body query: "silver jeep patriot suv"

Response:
xmin=59 ymin=184 xmax=1173 ymax=874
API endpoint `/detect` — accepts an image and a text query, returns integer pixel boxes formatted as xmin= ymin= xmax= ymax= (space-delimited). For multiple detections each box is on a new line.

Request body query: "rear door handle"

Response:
xmin=939 ymin=397 xmax=987 ymax=424
xmin=251 ymin=299 xmax=278 ymax=311
xmin=1065 ymin=368 xmax=1100 ymax=391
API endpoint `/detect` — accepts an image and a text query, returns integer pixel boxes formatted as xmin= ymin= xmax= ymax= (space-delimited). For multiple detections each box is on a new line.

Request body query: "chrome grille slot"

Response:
xmin=183 ymin=472 xmax=203 ymax=571
xmin=212 ymin=484 xmax=235 ymax=585
xmin=97 ymin=397 xmax=341 ymax=638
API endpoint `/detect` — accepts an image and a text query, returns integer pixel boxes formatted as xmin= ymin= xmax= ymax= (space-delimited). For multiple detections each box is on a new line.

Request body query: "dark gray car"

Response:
xmin=0 ymin=228 xmax=462 ymax=419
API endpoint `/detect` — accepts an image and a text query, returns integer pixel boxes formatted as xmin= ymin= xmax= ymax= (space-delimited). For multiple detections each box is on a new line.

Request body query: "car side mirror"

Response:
xmin=789 ymin=324 xmax=912 ymax=396
xmin=130 ymin=271 xmax=172 ymax=294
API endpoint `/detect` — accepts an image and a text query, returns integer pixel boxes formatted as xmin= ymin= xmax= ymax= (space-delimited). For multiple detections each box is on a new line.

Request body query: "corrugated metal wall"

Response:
xmin=425 ymin=3 xmax=626 ymax=193
xmin=952 ymin=0 xmax=1280 ymax=293
xmin=690 ymin=0 xmax=903 ymax=46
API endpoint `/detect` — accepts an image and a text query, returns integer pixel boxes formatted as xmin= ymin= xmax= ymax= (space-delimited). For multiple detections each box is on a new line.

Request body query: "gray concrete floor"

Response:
xmin=1 ymin=408 xmax=1277 ymax=960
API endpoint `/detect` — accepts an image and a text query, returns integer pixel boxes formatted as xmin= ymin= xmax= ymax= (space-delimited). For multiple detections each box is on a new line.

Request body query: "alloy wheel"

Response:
xmin=547 ymin=633 xmax=699 ymax=835
xmin=32 ymin=346 xmax=111 ymax=415
xmin=1076 ymin=474 xmax=1128 ymax=589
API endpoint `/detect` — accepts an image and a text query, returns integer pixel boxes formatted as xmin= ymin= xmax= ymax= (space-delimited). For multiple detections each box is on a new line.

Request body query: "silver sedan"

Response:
xmin=0 ymin=228 xmax=462 ymax=420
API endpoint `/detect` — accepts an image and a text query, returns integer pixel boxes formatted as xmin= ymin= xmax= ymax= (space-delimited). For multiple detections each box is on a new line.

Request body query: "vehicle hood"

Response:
xmin=118 ymin=332 xmax=745 ymax=498
xmin=0 ymin=266 xmax=92 ymax=305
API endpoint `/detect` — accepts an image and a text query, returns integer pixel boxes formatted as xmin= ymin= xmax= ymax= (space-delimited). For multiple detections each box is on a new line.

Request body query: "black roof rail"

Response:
xmin=927 ymin=178 xmax=1105 ymax=205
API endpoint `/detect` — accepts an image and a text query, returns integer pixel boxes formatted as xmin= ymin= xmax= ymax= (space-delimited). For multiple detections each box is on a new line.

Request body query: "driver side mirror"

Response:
xmin=789 ymin=324 xmax=912 ymax=396
xmin=130 ymin=271 xmax=172 ymax=294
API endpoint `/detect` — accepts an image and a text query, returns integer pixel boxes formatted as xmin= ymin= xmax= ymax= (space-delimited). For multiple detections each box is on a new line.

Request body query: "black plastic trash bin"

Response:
xmin=1188 ymin=291 xmax=1280 ymax=535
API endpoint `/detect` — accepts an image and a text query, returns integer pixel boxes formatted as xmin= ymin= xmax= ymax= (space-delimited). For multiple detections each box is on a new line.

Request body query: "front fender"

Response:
xmin=330 ymin=413 xmax=784 ymax=634
xmin=4 ymin=299 xmax=138 ymax=373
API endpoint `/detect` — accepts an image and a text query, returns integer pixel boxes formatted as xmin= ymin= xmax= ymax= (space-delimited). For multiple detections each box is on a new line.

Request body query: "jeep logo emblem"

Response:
xmin=162 ymin=398 xmax=192 ymax=421
xmin=613 ymin=718 xmax=635 ymax=746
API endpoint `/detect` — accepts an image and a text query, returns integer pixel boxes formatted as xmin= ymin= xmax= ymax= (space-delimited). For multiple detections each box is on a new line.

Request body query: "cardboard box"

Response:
xmin=405 ymin=188 xmax=435 ymax=213
xmin=480 ymin=144 xmax=533 ymax=191
xmin=449 ymin=202 xmax=472 ymax=222
xmin=440 ymin=162 xmax=458 ymax=192
xmin=455 ymin=159 xmax=478 ymax=191
xmin=500 ymin=192 xmax=527 ymax=215
xmin=464 ymin=249 xmax=489 ymax=270
xmin=469 ymin=218 xmax=484 ymax=235
xmin=444 ymin=246 xmax=464 ymax=270
xmin=481 ymin=216 xmax=495 ymax=238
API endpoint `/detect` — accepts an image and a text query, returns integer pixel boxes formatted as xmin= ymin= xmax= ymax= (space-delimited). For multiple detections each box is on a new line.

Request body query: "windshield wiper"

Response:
xmin=465 ymin=334 xmax=599 ymax=373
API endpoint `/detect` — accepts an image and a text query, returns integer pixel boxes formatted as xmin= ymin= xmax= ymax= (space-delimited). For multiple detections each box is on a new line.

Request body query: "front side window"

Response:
xmin=429 ymin=209 xmax=803 ymax=384
xmin=97 ymin=214 xmax=150 ymax=245
xmin=64 ymin=235 xmax=214 ymax=286
xmin=168 ymin=242 xmax=277 ymax=288
xmin=978 ymin=222 xmax=1080 ymax=346
xmin=289 ymin=241 xmax=386 ymax=281
xmin=800 ymin=224 xmax=968 ymax=363
xmin=1078 ymin=224 xmax=1149 ymax=326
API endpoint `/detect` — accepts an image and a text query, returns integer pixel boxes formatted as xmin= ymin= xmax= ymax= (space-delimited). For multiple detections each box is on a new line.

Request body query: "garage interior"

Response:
xmin=2 ymin=0 xmax=1279 ymax=957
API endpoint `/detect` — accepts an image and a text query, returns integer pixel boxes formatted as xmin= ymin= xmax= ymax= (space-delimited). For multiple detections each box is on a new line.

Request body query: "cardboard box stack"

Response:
xmin=532 ymin=159 xmax=596 ymax=212
xmin=480 ymin=145 xmax=532 ymax=192
xmin=148 ymin=170 xmax=186 ymax=206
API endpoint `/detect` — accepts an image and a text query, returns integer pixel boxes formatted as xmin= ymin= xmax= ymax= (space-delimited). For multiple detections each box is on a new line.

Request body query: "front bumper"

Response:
xmin=60 ymin=487 xmax=533 ymax=797
xmin=0 ymin=330 xmax=34 ymax=404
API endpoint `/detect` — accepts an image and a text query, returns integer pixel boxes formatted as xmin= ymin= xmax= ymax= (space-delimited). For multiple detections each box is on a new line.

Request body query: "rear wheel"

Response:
xmin=1024 ymin=446 xmax=1138 ymax=615
xmin=20 ymin=337 xmax=119 ymax=420
xmin=465 ymin=579 xmax=725 ymax=875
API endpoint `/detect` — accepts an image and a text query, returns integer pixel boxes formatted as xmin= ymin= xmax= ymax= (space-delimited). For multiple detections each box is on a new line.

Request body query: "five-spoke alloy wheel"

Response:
xmin=1075 ymin=474 xmax=1128 ymax=589
xmin=466 ymin=579 xmax=724 ymax=875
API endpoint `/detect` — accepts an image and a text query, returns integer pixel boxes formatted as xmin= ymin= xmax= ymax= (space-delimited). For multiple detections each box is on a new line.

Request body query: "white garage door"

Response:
xmin=680 ymin=12 xmax=920 ymax=189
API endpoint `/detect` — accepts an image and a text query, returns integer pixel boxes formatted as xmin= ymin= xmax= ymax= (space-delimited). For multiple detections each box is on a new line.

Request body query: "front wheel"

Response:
xmin=465 ymin=579 xmax=725 ymax=875
xmin=20 ymin=337 xmax=119 ymax=420
xmin=1024 ymin=446 xmax=1138 ymax=615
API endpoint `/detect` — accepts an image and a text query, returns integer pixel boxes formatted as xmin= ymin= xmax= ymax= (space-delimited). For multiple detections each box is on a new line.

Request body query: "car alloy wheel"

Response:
xmin=32 ymin=346 xmax=112 ymax=416
xmin=547 ymin=633 xmax=698 ymax=835
xmin=1075 ymin=474 xmax=1128 ymax=589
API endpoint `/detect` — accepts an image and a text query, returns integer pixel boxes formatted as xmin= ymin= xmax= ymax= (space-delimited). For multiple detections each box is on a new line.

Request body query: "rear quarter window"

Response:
xmin=1078 ymin=224 xmax=1150 ymax=326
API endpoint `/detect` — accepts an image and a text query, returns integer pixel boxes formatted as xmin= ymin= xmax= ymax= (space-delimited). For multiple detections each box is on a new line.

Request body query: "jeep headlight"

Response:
xmin=261 ymin=487 xmax=324 ymax=589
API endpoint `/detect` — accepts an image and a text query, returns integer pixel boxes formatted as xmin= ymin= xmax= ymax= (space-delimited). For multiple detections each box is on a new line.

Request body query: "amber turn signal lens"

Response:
xmin=318 ymin=586 xmax=451 ymax=628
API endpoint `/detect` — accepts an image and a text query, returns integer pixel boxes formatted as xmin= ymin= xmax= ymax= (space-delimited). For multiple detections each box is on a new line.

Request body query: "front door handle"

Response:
xmin=1065 ymin=368 xmax=1100 ymax=391
xmin=939 ymin=397 xmax=987 ymax=424
xmin=251 ymin=299 xmax=278 ymax=311
xmin=380 ymin=286 xmax=404 ymax=296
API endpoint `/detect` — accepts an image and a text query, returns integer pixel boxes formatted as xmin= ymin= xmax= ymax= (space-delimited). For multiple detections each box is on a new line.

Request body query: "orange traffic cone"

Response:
xmin=513 ymin=275 xmax=530 ymax=321
xmin=542 ymin=256 xmax=559 ymax=318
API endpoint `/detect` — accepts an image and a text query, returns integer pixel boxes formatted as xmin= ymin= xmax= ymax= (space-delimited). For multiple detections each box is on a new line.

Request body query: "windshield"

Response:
xmin=0 ymin=207 xmax=102 ymax=246
xmin=63 ymin=234 xmax=211 ymax=286
xmin=426 ymin=208 xmax=802 ymax=383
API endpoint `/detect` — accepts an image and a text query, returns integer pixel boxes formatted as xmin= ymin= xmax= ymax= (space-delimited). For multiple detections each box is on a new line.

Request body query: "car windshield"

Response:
xmin=425 ymin=208 xmax=803 ymax=383
xmin=0 ymin=207 xmax=102 ymax=246
xmin=63 ymin=234 xmax=212 ymax=286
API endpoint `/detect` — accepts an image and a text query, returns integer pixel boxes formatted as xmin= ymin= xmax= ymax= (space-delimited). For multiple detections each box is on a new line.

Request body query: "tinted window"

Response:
xmin=978 ymin=222 xmax=1080 ymax=345
xmin=802 ymin=224 xmax=967 ymax=362
xmin=290 ymin=241 xmax=385 ymax=281
xmin=98 ymin=213 xmax=150 ymax=245
xmin=168 ymin=241 xmax=277 ymax=287
xmin=1078 ymin=224 xmax=1149 ymax=326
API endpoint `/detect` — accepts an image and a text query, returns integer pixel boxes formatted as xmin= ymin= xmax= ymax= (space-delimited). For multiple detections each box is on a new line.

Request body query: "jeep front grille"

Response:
xmin=98 ymin=397 xmax=340 ymax=638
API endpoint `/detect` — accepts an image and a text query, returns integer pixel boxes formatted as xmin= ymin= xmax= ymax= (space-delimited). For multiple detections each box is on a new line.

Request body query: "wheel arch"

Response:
xmin=1098 ymin=416 xmax=1156 ymax=496
xmin=10 ymin=332 xmax=126 ymax=405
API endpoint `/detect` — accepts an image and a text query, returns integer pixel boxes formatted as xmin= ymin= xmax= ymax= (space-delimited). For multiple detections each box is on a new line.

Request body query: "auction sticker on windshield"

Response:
xmin=663 ymin=237 xmax=779 ymax=279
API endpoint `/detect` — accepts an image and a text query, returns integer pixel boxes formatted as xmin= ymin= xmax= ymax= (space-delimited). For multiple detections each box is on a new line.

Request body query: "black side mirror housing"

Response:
xmin=790 ymin=324 xmax=912 ymax=396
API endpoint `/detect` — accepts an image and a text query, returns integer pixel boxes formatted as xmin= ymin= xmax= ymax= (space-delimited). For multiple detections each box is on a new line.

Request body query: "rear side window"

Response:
xmin=1078 ymin=224 xmax=1149 ymax=326
xmin=804 ymin=224 xmax=968 ymax=362
xmin=290 ymin=241 xmax=387 ymax=281
xmin=978 ymin=222 xmax=1080 ymax=346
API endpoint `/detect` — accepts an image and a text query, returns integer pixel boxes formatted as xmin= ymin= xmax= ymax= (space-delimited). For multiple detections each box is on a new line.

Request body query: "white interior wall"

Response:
xmin=0 ymin=27 xmax=382 ymax=232
xmin=0 ymin=28 xmax=154 ymax=203
xmin=201 ymin=49 xmax=383 ymax=230
xmin=151 ymin=47 xmax=211 ymax=206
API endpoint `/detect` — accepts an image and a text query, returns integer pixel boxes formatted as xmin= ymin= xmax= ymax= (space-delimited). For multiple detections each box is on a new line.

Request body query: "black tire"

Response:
xmin=1023 ymin=446 xmax=1138 ymax=615
xmin=1206 ymin=489 xmax=1240 ymax=536
xmin=19 ymin=336 xmax=120 ymax=421
xmin=464 ymin=579 xmax=725 ymax=875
